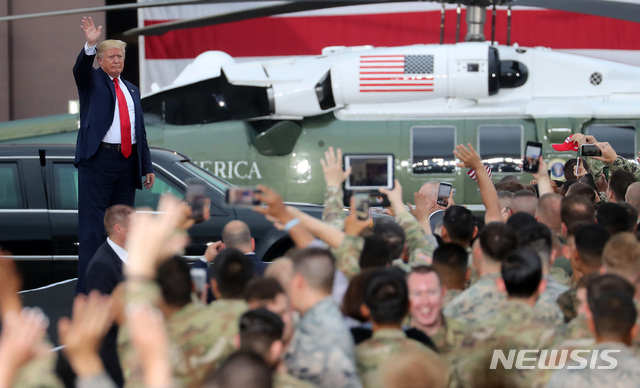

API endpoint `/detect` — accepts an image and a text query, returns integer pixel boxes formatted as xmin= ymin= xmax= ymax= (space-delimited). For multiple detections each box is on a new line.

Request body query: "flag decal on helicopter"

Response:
xmin=359 ymin=54 xmax=434 ymax=93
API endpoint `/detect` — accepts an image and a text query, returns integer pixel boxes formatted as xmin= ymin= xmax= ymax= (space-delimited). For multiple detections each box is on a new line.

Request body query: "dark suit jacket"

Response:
xmin=84 ymin=240 xmax=125 ymax=387
xmin=245 ymin=252 xmax=267 ymax=277
xmin=85 ymin=240 xmax=124 ymax=295
xmin=73 ymin=48 xmax=152 ymax=189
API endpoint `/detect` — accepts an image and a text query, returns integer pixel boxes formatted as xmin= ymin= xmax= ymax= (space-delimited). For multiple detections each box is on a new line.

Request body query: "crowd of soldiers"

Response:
xmin=1 ymin=133 xmax=640 ymax=387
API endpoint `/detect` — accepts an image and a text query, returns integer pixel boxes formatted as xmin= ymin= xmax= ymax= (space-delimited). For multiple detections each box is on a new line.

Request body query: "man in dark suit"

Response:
xmin=85 ymin=204 xmax=133 ymax=387
xmin=196 ymin=220 xmax=265 ymax=290
xmin=74 ymin=17 xmax=154 ymax=294
xmin=222 ymin=220 xmax=266 ymax=276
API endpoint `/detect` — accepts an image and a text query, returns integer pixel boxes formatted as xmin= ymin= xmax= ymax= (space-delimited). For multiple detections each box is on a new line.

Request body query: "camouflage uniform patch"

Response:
xmin=394 ymin=212 xmax=438 ymax=266
xmin=356 ymin=329 xmax=448 ymax=388
xmin=451 ymin=300 xmax=559 ymax=388
xmin=442 ymin=289 xmax=462 ymax=308
xmin=333 ymin=235 xmax=364 ymax=280
xmin=274 ymin=370 xmax=318 ymax=388
xmin=322 ymin=185 xmax=347 ymax=230
xmin=13 ymin=338 xmax=64 ymax=388
xmin=285 ymin=297 xmax=361 ymax=388
xmin=119 ymin=280 xmax=247 ymax=388
xmin=547 ymin=342 xmax=640 ymax=387
xmin=429 ymin=316 xmax=468 ymax=356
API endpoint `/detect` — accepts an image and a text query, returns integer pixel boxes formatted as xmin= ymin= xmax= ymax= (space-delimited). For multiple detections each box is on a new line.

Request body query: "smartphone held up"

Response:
xmin=185 ymin=178 xmax=207 ymax=222
xmin=437 ymin=183 xmax=452 ymax=207
xmin=226 ymin=187 xmax=261 ymax=207
xmin=354 ymin=191 xmax=371 ymax=220
xmin=523 ymin=141 xmax=543 ymax=173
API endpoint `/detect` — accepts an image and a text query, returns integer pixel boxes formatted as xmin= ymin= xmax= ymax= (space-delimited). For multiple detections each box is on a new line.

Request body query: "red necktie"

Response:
xmin=113 ymin=79 xmax=132 ymax=158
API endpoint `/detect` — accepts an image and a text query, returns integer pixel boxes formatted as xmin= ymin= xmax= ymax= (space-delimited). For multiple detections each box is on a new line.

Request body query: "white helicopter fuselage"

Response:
xmin=156 ymin=41 xmax=640 ymax=121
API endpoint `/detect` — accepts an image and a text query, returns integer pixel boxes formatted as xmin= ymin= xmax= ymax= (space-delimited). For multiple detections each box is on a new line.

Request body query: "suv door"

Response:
xmin=0 ymin=157 xmax=53 ymax=289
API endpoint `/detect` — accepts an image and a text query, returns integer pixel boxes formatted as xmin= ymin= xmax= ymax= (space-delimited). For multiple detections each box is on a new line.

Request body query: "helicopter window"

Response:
xmin=585 ymin=124 xmax=636 ymax=160
xmin=477 ymin=125 xmax=523 ymax=174
xmin=411 ymin=126 xmax=456 ymax=174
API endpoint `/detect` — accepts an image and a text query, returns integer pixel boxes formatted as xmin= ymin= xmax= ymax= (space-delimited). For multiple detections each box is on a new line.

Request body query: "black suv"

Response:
xmin=0 ymin=144 xmax=324 ymax=289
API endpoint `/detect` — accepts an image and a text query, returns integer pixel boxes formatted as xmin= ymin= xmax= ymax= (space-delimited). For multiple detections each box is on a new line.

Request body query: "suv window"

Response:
xmin=412 ymin=126 xmax=456 ymax=174
xmin=477 ymin=125 xmax=523 ymax=173
xmin=52 ymin=162 xmax=183 ymax=210
xmin=134 ymin=173 xmax=183 ymax=208
xmin=53 ymin=163 xmax=79 ymax=210
xmin=0 ymin=163 xmax=23 ymax=209
xmin=585 ymin=124 xmax=636 ymax=159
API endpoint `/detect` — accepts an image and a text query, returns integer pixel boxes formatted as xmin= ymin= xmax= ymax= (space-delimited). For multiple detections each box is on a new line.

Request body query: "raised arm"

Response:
xmin=531 ymin=157 xmax=554 ymax=196
xmin=381 ymin=180 xmax=437 ymax=266
xmin=321 ymin=147 xmax=351 ymax=229
xmin=454 ymin=144 xmax=501 ymax=223
xmin=253 ymin=185 xmax=316 ymax=248
xmin=0 ymin=254 xmax=22 ymax=317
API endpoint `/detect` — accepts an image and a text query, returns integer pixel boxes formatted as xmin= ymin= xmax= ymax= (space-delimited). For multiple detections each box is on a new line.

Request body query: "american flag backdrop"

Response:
xmin=358 ymin=54 xmax=435 ymax=93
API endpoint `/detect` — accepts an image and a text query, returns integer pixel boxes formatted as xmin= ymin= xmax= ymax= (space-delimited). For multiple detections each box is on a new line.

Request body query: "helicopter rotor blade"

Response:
xmin=0 ymin=1 xmax=218 ymax=22
xmin=124 ymin=0 xmax=396 ymax=36
xmin=510 ymin=0 xmax=640 ymax=24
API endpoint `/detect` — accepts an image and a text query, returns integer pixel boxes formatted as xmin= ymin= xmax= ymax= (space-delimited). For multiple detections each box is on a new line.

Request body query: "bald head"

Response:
xmin=536 ymin=193 xmax=562 ymax=231
xmin=291 ymin=248 xmax=335 ymax=294
xmin=264 ymin=257 xmax=294 ymax=293
xmin=222 ymin=220 xmax=253 ymax=252
xmin=511 ymin=190 xmax=538 ymax=216
xmin=419 ymin=182 xmax=440 ymax=202
xmin=625 ymin=182 xmax=640 ymax=219
xmin=602 ymin=232 xmax=640 ymax=288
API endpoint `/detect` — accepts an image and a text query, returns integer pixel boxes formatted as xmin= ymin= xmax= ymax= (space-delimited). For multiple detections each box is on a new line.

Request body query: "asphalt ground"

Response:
xmin=17 ymin=278 xmax=77 ymax=347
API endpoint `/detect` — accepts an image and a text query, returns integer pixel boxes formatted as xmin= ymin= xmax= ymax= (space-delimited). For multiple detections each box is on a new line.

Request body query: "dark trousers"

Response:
xmin=77 ymin=145 xmax=138 ymax=294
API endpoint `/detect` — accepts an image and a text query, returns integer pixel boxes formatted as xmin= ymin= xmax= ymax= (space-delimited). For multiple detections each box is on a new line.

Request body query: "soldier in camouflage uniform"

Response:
xmin=557 ymin=224 xmax=608 ymax=322
xmin=444 ymin=223 xmax=518 ymax=323
xmin=238 ymin=309 xmax=316 ymax=388
xmin=431 ymin=243 xmax=469 ymax=307
xmin=548 ymin=292 xmax=640 ymax=388
xmin=284 ymin=248 xmax=361 ymax=388
xmin=406 ymin=265 xmax=467 ymax=355
xmin=451 ymin=249 xmax=560 ymax=388
xmin=356 ymin=269 xmax=449 ymax=388
xmin=445 ymin=223 xmax=565 ymax=326
xmin=120 ymin=252 xmax=250 ymax=388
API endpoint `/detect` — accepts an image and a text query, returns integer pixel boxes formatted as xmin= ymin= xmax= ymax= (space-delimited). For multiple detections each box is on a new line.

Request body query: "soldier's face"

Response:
xmin=408 ymin=272 xmax=444 ymax=328
xmin=98 ymin=47 xmax=125 ymax=78
xmin=576 ymin=288 xmax=588 ymax=316
xmin=267 ymin=293 xmax=295 ymax=344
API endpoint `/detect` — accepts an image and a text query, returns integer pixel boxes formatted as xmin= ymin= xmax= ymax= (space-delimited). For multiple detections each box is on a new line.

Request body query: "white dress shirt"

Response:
xmin=106 ymin=237 xmax=128 ymax=265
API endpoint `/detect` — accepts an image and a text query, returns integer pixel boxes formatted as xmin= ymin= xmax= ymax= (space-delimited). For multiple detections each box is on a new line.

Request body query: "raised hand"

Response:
xmin=321 ymin=147 xmax=351 ymax=187
xmin=0 ymin=308 xmax=48 ymax=387
xmin=127 ymin=303 xmax=172 ymax=387
xmin=81 ymin=17 xmax=102 ymax=47
xmin=254 ymin=185 xmax=293 ymax=224
xmin=592 ymin=142 xmax=618 ymax=164
xmin=125 ymin=194 xmax=190 ymax=279
xmin=454 ymin=143 xmax=483 ymax=169
xmin=58 ymin=292 xmax=113 ymax=377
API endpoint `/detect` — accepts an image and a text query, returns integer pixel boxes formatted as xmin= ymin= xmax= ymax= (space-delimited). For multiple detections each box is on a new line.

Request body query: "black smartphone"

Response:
xmin=581 ymin=144 xmax=602 ymax=157
xmin=354 ymin=191 xmax=370 ymax=220
xmin=437 ymin=183 xmax=452 ymax=207
xmin=523 ymin=141 xmax=543 ymax=173
xmin=226 ymin=187 xmax=261 ymax=206
xmin=603 ymin=166 xmax=610 ymax=182
xmin=185 ymin=178 xmax=206 ymax=222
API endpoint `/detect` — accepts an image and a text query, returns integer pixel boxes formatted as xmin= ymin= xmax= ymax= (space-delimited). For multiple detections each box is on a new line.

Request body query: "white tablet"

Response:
xmin=344 ymin=154 xmax=394 ymax=190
